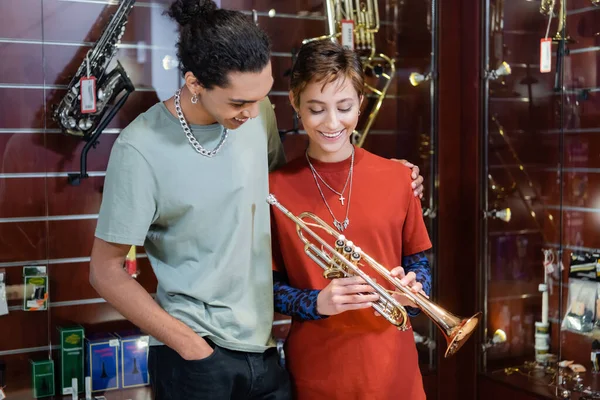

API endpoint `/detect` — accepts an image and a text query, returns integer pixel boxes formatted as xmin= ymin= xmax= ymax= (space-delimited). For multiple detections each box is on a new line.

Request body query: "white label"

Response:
xmin=0 ymin=388 xmax=5 ymax=400
xmin=80 ymin=77 xmax=97 ymax=114
xmin=109 ymin=339 xmax=119 ymax=347
xmin=26 ymin=299 xmax=40 ymax=308
xmin=85 ymin=376 xmax=92 ymax=400
xmin=341 ymin=20 xmax=354 ymax=50
xmin=540 ymin=38 xmax=552 ymax=73
xmin=71 ymin=378 xmax=78 ymax=400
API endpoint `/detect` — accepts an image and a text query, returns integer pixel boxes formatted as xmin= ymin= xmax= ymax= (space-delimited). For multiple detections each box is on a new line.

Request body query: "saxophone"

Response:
xmin=52 ymin=0 xmax=135 ymax=139
xmin=52 ymin=0 xmax=136 ymax=184
xmin=302 ymin=0 xmax=395 ymax=148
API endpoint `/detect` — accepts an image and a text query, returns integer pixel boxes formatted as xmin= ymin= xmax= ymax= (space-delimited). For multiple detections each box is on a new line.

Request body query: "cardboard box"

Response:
xmin=30 ymin=359 xmax=55 ymax=398
xmin=85 ymin=333 xmax=120 ymax=392
xmin=22 ymin=266 xmax=48 ymax=311
xmin=58 ymin=325 xmax=85 ymax=395
xmin=116 ymin=331 xmax=149 ymax=388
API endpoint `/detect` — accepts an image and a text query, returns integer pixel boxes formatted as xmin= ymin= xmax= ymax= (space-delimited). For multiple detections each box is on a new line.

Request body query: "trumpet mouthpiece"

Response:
xmin=266 ymin=194 xmax=278 ymax=205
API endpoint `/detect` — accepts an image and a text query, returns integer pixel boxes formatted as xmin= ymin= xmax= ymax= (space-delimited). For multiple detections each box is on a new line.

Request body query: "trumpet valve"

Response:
xmin=323 ymin=268 xmax=345 ymax=279
xmin=343 ymin=241 xmax=354 ymax=259
xmin=335 ymin=237 xmax=345 ymax=253
xmin=351 ymin=249 xmax=361 ymax=265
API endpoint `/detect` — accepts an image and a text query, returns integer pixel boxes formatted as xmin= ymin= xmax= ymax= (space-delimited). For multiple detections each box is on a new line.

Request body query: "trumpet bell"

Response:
xmin=443 ymin=312 xmax=482 ymax=358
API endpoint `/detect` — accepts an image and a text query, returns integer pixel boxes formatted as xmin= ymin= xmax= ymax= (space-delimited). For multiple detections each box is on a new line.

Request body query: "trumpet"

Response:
xmin=267 ymin=194 xmax=481 ymax=358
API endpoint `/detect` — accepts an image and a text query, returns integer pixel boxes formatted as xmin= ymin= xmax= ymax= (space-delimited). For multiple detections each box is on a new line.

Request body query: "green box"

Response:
xmin=58 ymin=325 xmax=85 ymax=395
xmin=30 ymin=359 xmax=55 ymax=398
xmin=22 ymin=266 xmax=48 ymax=311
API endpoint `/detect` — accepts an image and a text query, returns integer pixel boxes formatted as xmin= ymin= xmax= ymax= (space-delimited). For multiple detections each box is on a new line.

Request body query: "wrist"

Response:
xmin=315 ymin=291 xmax=325 ymax=316
xmin=170 ymin=323 xmax=202 ymax=355
xmin=314 ymin=290 xmax=330 ymax=317
xmin=176 ymin=334 xmax=212 ymax=360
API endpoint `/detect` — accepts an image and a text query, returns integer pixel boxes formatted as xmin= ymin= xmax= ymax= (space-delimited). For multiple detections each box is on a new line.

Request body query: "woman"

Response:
xmin=269 ymin=40 xmax=432 ymax=400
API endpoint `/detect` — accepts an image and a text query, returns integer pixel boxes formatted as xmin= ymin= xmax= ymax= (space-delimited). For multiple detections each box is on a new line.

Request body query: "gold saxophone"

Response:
xmin=267 ymin=194 xmax=482 ymax=358
xmin=302 ymin=0 xmax=395 ymax=148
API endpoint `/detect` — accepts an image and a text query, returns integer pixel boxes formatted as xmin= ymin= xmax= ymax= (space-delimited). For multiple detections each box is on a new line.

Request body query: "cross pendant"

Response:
xmin=339 ymin=195 xmax=345 ymax=205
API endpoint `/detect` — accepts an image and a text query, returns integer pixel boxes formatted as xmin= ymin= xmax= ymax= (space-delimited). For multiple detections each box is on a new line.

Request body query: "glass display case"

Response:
xmin=479 ymin=0 xmax=600 ymax=397
xmin=391 ymin=0 xmax=440 ymax=373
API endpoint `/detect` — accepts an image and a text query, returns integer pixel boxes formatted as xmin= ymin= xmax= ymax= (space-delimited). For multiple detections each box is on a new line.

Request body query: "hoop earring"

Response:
xmin=191 ymin=93 xmax=199 ymax=104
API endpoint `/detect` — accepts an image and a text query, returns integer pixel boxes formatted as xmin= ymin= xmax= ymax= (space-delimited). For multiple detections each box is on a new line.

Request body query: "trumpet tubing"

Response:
xmin=267 ymin=194 xmax=482 ymax=358
xmin=554 ymin=0 xmax=568 ymax=41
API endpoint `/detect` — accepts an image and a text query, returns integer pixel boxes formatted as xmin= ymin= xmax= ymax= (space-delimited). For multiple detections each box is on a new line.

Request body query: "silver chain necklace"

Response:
xmin=309 ymin=157 xmax=352 ymax=205
xmin=306 ymin=148 xmax=355 ymax=232
xmin=174 ymin=88 xmax=229 ymax=157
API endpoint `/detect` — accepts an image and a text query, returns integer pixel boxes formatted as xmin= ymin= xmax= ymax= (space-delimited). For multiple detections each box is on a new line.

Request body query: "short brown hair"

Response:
xmin=290 ymin=40 xmax=364 ymax=108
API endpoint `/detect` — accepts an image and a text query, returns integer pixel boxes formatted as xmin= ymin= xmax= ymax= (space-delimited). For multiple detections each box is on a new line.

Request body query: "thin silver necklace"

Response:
xmin=309 ymin=158 xmax=352 ymax=205
xmin=174 ymin=88 xmax=229 ymax=157
xmin=306 ymin=148 xmax=355 ymax=232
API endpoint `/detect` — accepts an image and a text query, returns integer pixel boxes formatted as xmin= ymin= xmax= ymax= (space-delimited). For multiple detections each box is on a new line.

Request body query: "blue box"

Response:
xmin=115 ymin=331 xmax=149 ymax=388
xmin=85 ymin=333 xmax=120 ymax=392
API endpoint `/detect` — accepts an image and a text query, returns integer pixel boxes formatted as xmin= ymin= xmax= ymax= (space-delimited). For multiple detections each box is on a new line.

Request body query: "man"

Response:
xmin=90 ymin=1 xmax=424 ymax=398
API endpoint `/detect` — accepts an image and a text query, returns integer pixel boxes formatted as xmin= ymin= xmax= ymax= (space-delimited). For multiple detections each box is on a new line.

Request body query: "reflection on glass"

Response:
xmin=409 ymin=72 xmax=431 ymax=87
xmin=481 ymin=0 xmax=600 ymax=396
xmin=162 ymin=55 xmax=178 ymax=71
xmin=485 ymin=61 xmax=511 ymax=81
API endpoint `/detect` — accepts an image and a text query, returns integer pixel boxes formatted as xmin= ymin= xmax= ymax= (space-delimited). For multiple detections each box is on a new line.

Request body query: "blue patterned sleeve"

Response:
xmin=402 ymin=252 xmax=432 ymax=317
xmin=273 ymin=271 xmax=328 ymax=321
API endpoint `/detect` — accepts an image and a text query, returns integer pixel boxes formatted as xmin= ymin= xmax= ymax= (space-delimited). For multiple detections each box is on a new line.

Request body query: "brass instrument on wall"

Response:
xmin=539 ymin=0 xmax=556 ymax=16
xmin=267 ymin=194 xmax=482 ymax=358
xmin=553 ymin=0 xmax=569 ymax=41
xmin=539 ymin=0 xmax=570 ymax=41
xmin=302 ymin=0 xmax=395 ymax=148
xmin=52 ymin=0 xmax=135 ymax=185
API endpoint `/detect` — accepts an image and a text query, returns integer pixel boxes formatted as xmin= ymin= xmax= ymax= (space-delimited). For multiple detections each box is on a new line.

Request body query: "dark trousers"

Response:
xmin=148 ymin=340 xmax=292 ymax=400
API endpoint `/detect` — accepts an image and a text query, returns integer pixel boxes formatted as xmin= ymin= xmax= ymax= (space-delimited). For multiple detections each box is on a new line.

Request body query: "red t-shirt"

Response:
xmin=269 ymin=147 xmax=432 ymax=400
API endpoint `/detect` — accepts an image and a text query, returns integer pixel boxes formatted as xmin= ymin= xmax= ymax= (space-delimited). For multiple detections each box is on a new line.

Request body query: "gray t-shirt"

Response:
xmin=95 ymin=98 xmax=286 ymax=353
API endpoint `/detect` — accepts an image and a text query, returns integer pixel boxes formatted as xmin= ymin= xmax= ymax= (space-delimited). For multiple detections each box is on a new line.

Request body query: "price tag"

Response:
xmin=109 ymin=338 xmax=120 ymax=347
xmin=341 ymin=20 xmax=354 ymax=50
xmin=80 ymin=76 xmax=97 ymax=114
xmin=540 ymin=38 xmax=552 ymax=73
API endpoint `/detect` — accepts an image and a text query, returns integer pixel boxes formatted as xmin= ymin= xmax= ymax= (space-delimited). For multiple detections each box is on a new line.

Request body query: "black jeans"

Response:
xmin=148 ymin=340 xmax=292 ymax=400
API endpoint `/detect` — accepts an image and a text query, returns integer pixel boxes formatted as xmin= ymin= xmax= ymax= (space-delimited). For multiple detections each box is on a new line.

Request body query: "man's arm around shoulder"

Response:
xmin=89 ymin=237 xmax=212 ymax=360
